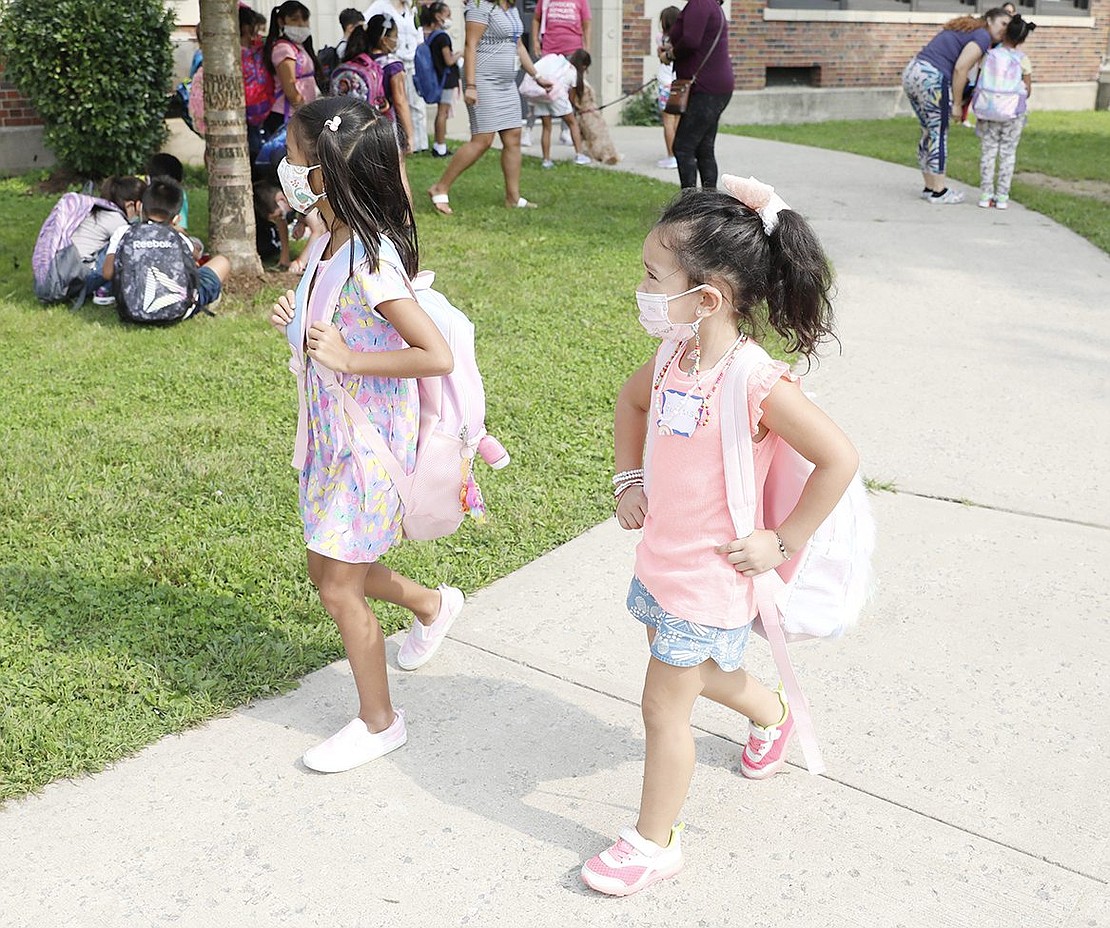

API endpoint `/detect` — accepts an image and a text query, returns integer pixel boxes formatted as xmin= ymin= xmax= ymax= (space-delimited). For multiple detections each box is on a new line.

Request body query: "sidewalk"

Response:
xmin=2 ymin=127 xmax=1107 ymax=928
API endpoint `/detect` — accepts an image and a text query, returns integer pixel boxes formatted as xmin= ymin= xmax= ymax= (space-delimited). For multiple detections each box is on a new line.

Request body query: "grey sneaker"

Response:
xmin=927 ymin=188 xmax=965 ymax=205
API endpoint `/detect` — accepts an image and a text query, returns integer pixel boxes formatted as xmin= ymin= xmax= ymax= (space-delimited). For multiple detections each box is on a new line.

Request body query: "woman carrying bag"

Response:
xmin=664 ymin=0 xmax=733 ymax=189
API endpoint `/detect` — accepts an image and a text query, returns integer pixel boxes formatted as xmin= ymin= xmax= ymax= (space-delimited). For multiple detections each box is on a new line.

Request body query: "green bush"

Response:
xmin=619 ymin=82 xmax=661 ymax=127
xmin=0 ymin=0 xmax=175 ymax=177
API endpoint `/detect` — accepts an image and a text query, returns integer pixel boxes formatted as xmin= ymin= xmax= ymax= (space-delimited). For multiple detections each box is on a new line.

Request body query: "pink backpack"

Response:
xmin=288 ymin=235 xmax=508 ymax=542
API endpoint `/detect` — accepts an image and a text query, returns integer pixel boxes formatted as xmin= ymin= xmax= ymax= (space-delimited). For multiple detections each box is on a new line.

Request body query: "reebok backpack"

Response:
xmin=113 ymin=223 xmax=200 ymax=325
xmin=972 ymin=48 xmax=1028 ymax=122
xmin=32 ymin=193 xmax=123 ymax=304
xmin=413 ymin=30 xmax=449 ymax=104
xmin=328 ymin=54 xmax=389 ymax=113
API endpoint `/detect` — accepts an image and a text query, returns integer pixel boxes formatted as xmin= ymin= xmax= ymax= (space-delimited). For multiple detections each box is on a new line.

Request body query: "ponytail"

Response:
xmin=657 ymin=188 xmax=836 ymax=359
xmin=765 ymin=210 xmax=835 ymax=357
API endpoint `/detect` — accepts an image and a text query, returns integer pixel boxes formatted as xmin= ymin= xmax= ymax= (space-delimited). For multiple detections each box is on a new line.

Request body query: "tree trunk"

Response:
xmin=199 ymin=0 xmax=262 ymax=277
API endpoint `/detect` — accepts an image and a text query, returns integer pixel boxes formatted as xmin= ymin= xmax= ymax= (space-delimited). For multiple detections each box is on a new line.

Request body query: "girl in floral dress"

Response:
xmin=270 ymin=96 xmax=465 ymax=774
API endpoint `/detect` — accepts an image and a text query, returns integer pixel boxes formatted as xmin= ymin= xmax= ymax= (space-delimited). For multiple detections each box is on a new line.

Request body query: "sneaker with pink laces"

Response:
xmin=396 ymin=585 xmax=464 ymax=671
xmin=740 ymin=687 xmax=794 ymax=779
xmin=580 ymin=825 xmax=683 ymax=896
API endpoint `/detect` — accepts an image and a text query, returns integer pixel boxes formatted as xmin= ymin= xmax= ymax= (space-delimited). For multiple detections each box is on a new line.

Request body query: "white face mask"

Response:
xmin=442 ymin=18 xmax=454 ymax=28
xmin=635 ymin=284 xmax=707 ymax=341
xmin=283 ymin=24 xmax=311 ymax=44
xmin=277 ymin=157 xmax=323 ymax=213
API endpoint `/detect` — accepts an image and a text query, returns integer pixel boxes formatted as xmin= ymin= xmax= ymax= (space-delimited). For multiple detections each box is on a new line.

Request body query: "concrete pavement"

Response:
xmin=3 ymin=126 xmax=1108 ymax=928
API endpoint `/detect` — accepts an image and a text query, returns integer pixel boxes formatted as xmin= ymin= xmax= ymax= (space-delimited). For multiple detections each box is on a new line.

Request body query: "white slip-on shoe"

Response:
xmin=397 ymin=586 xmax=464 ymax=671
xmin=302 ymin=710 xmax=407 ymax=773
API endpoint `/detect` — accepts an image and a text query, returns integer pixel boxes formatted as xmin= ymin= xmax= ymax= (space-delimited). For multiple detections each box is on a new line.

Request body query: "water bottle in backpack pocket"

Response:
xmin=113 ymin=223 xmax=201 ymax=325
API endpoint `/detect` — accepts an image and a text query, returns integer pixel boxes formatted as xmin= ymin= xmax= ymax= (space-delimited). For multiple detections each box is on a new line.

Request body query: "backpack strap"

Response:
xmin=289 ymin=235 xmax=418 ymax=512
xmin=721 ymin=342 xmax=826 ymax=776
xmin=752 ymin=573 xmax=826 ymax=776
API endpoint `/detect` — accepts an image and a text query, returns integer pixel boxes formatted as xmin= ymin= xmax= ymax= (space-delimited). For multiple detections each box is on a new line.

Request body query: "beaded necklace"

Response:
xmin=653 ymin=334 xmax=747 ymax=430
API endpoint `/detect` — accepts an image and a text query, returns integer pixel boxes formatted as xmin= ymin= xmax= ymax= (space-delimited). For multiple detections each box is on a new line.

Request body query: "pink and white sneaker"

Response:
xmin=740 ymin=687 xmax=794 ymax=779
xmin=396 ymin=585 xmax=464 ymax=671
xmin=580 ymin=825 xmax=683 ymax=896
xmin=302 ymin=710 xmax=407 ymax=773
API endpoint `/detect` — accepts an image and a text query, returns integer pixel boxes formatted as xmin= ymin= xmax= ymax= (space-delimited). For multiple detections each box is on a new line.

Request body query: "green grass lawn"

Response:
xmin=0 ymin=156 xmax=687 ymax=799
xmin=723 ymin=111 xmax=1110 ymax=254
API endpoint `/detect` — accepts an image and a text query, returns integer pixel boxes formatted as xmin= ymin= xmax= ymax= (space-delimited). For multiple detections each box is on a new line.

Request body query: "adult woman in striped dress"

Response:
xmin=428 ymin=0 xmax=552 ymax=213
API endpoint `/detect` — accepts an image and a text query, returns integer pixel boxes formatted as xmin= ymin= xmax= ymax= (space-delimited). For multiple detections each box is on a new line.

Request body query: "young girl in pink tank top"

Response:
xmin=581 ymin=176 xmax=860 ymax=897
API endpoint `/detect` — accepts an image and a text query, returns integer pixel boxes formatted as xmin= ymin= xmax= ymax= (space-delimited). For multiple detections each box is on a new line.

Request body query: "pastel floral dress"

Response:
xmin=299 ymin=255 xmax=418 ymax=563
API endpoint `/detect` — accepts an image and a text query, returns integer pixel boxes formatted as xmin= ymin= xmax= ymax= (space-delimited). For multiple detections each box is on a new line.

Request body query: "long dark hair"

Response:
xmin=365 ymin=13 xmax=397 ymax=52
xmin=656 ymin=189 xmax=835 ymax=357
xmin=264 ymin=0 xmax=324 ymax=90
xmin=290 ymin=97 xmax=418 ymax=278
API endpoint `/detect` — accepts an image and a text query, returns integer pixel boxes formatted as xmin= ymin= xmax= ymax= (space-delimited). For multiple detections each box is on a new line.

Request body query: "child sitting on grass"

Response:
xmin=103 ymin=176 xmax=230 ymax=321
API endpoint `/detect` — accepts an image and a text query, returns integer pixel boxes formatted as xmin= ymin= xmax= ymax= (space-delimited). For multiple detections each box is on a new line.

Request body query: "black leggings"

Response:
xmin=672 ymin=91 xmax=732 ymax=189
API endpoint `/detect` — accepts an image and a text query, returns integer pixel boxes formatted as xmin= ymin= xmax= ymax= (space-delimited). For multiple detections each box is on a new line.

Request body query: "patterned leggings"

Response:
xmin=978 ymin=118 xmax=1025 ymax=201
xmin=902 ymin=57 xmax=951 ymax=175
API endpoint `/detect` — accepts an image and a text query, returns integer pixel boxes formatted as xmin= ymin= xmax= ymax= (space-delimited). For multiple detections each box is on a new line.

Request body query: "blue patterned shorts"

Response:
xmin=627 ymin=577 xmax=751 ymax=672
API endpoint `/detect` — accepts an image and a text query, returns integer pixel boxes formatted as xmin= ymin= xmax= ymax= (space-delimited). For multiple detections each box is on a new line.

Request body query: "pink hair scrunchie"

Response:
xmin=720 ymin=174 xmax=791 ymax=235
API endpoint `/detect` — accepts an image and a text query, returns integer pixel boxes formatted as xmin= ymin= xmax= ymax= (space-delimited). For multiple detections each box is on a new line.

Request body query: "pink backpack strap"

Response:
xmin=753 ymin=573 xmax=826 ymax=776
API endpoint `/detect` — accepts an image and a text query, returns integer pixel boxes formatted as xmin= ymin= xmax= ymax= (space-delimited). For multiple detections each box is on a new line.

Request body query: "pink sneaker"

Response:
xmin=396 ymin=585 xmax=464 ymax=670
xmin=740 ymin=687 xmax=794 ymax=779
xmin=580 ymin=825 xmax=683 ymax=896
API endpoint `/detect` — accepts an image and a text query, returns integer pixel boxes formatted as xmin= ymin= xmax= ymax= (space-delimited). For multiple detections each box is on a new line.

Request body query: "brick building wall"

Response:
xmin=622 ymin=0 xmax=1110 ymax=92
xmin=0 ymin=67 xmax=42 ymax=129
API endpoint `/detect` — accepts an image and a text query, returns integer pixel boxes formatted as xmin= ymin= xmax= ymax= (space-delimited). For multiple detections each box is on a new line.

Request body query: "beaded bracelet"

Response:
xmin=613 ymin=468 xmax=644 ymax=500
xmin=774 ymin=532 xmax=791 ymax=560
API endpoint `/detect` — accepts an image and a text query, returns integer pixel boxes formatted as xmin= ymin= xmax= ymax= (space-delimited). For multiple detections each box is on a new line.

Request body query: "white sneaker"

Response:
xmin=656 ymin=156 xmax=677 ymax=169
xmin=302 ymin=711 xmax=407 ymax=773
xmin=581 ymin=825 xmax=684 ymax=896
xmin=574 ymin=153 xmax=591 ymax=165
xmin=520 ymin=128 xmax=533 ymax=148
xmin=397 ymin=585 xmax=464 ymax=671
xmin=541 ymin=159 xmax=555 ymax=169
xmin=927 ymin=188 xmax=965 ymax=205
xmin=559 ymin=125 xmax=572 ymax=146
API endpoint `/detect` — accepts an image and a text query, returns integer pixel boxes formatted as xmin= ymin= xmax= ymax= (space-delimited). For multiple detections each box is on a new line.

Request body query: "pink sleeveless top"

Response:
xmin=635 ymin=348 xmax=792 ymax=629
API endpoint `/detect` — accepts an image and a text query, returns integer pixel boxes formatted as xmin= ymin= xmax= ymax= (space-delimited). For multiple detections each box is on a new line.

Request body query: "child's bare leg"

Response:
xmin=698 ymin=660 xmax=783 ymax=728
xmin=663 ymin=113 xmax=678 ymax=157
xmin=362 ymin=563 xmax=441 ymax=626
xmin=541 ymin=115 xmax=553 ymax=161
xmin=308 ymin=552 xmax=394 ymax=732
xmin=565 ymin=113 xmax=583 ymax=153
xmin=205 ymin=254 xmax=232 ymax=284
xmin=435 ymin=103 xmax=449 ymax=147
xmin=637 ymin=656 xmax=704 ymax=846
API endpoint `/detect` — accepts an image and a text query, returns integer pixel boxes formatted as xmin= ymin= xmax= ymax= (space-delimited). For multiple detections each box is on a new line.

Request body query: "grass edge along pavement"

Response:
xmin=723 ymin=111 xmax=1110 ymax=256
xmin=0 ymin=157 xmax=800 ymax=801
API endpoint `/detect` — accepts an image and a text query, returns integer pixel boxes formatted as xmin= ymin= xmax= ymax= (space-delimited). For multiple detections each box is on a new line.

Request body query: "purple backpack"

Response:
xmin=32 ymin=193 xmax=122 ymax=303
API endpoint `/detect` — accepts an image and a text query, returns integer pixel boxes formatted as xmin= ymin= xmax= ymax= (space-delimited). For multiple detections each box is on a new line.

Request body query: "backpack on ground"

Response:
xmin=413 ymin=30 xmax=449 ymax=104
xmin=972 ymin=48 xmax=1028 ymax=122
xmin=112 ymin=222 xmax=200 ymax=325
xmin=288 ymin=235 xmax=509 ymax=542
xmin=328 ymin=54 xmax=389 ymax=113
xmin=32 ymin=193 xmax=123 ymax=304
